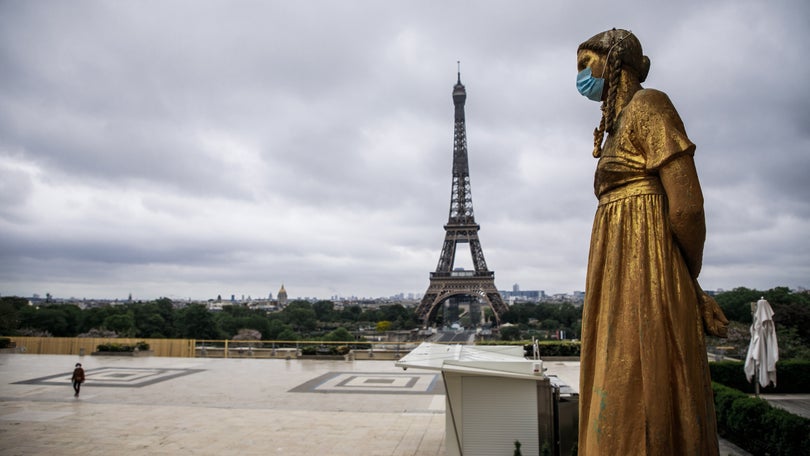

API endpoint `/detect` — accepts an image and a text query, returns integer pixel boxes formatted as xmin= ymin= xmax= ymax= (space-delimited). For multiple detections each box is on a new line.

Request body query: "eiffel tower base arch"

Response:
xmin=416 ymin=274 xmax=509 ymax=327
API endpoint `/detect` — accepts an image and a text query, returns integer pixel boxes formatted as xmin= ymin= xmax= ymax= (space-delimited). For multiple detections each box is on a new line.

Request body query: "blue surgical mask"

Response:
xmin=576 ymin=67 xmax=604 ymax=102
xmin=576 ymin=32 xmax=633 ymax=102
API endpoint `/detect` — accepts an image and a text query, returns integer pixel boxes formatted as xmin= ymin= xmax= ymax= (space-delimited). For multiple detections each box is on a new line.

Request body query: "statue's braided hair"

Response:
xmin=578 ymin=29 xmax=650 ymax=157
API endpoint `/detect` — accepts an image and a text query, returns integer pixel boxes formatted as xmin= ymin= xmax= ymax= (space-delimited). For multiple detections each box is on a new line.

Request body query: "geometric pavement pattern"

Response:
xmin=290 ymin=371 xmax=443 ymax=395
xmin=12 ymin=367 xmax=205 ymax=388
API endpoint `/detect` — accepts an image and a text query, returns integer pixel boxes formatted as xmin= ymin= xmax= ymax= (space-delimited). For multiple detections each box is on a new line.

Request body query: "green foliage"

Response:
xmin=154 ymin=297 xmax=173 ymax=308
xmin=0 ymin=337 xmax=12 ymax=348
xmin=103 ymin=312 xmax=136 ymax=336
xmin=129 ymin=300 xmax=175 ymax=338
xmin=378 ymin=304 xmax=419 ymax=329
xmin=300 ymin=345 xmax=317 ymax=355
xmin=0 ymin=296 xmax=28 ymax=335
xmin=713 ymin=382 xmax=810 ymax=455
xmin=501 ymin=302 xmax=582 ymax=339
xmin=710 ymin=361 xmax=749 ymax=392
xmin=95 ymin=341 xmax=149 ymax=352
xmin=540 ymin=319 xmax=561 ymax=330
xmin=714 ymin=287 xmax=760 ymax=324
xmin=773 ymin=300 xmax=810 ymax=348
xmin=264 ymin=319 xmax=290 ymax=340
xmin=714 ymin=287 xmax=810 ymax=348
xmin=299 ymin=342 xmax=356 ymax=356
xmin=80 ymin=307 xmax=114 ymax=334
xmin=0 ymin=296 xmax=29 ymax=310
xmin=773 ymin=326 xmax=810 ymax=360
xmin=135 ymin=313 xmax=169 ymax=338
xmin=281 ymin=301 xmax=317 ymax=331
xmin=340 ymin=305 xmax=362 ymax=321
xmin=215 ymin=309 xmax=272 ymax=339
xmin=535 ymin=341 xmax=581 ymax=357
xmin=710 ymin=360 xmax=810 ymax=394
xmin=478 ymin=340 xmax=582 ymax=357
xmin=276 ymin=328 xmax=300 ymax=341
xmin=4 ymin=296 xmax=365 ymax=341
xmin=499 ymin=326 xmax=521 ymax=341
xmin=312 ymin=301 xmax=336 ymax=322
xmin=321 ymin=327 xmax=354 ymax=342
xmin=177 ymin=304 xmax=222 ymax=340
xmin=376 ymin=320 xmax=392 ymax=333
xmin=17 ymin=304 xmax=81 ymax=336
xmin=96 ymin=342 xmax=135 ymax=352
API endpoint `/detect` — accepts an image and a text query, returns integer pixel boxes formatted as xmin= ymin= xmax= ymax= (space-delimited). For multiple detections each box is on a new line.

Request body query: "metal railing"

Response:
xmin=4 ymin=336 xmax=419 ymax=360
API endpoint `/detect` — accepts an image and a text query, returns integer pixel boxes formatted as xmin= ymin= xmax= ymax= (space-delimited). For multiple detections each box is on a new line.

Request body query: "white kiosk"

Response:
xmin=396 ymin=343 xmax=578 ymax=456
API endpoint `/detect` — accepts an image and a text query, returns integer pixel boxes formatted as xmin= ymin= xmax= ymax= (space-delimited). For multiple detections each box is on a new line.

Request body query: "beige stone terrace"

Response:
xmin=0 ymin=354 xmax=755 ymax=455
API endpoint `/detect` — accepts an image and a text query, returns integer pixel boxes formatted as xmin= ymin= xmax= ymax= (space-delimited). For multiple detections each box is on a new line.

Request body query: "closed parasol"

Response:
xmin=743 ymin=297 xmax=779 ymax=396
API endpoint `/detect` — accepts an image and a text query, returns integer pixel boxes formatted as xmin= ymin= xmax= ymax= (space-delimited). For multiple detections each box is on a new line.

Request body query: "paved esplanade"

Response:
xmin=1 ymin=355 xmax=448 ymax=455
xmin=0 ymin=354 xmax=749 ymax=455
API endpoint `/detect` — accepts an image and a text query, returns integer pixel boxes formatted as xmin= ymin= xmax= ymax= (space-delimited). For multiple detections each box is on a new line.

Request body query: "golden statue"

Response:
xmin=575 ymin=29 xmax=728 ymax=455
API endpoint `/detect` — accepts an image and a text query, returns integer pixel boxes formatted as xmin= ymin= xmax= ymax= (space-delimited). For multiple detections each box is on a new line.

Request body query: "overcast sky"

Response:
xmin=1 ymin=1 xmax=808 ymax=301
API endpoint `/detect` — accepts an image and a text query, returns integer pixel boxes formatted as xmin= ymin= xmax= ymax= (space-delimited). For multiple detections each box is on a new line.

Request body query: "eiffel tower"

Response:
xmin=415 ymin=71 xmax=508 ymax=327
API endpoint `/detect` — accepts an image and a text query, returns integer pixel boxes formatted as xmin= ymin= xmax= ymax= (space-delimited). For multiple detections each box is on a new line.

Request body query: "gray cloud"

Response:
xmin=1 ymin=0 xmax=808 ymax=300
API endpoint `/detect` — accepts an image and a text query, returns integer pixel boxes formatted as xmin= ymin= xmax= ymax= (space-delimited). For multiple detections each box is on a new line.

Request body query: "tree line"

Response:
xmin=711 ymin=286 xmax=810 ymax=360
xmin=0 ymin=297 xmax=419 ymax=341
xmin=498 ymin=301 xmax=583 ymax=341
xmin=1 ymin=286 xmax=808 ymax=357
xmin=497 ymin=287 xmax=810 ymax=359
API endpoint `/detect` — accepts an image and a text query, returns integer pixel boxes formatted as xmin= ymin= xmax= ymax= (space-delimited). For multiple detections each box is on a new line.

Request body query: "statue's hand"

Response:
xmin=700 ymin=292 xmax=729 ymax=338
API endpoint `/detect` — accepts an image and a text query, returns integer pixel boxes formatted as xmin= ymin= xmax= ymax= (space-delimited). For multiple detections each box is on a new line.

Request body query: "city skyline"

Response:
xmin=21 ymin=283 xmax=578 ymax=303
xmin=1 ymin=1 xmax=808 ymax=301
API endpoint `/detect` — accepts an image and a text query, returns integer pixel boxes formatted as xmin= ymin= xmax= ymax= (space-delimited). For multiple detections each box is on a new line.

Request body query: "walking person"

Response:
xmin=71 ymin=362 xmax=85 ymax=397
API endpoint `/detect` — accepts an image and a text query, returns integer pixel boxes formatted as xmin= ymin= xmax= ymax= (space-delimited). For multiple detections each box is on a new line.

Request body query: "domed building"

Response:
xmin=277 ymin=284 xmax=288 ymax=307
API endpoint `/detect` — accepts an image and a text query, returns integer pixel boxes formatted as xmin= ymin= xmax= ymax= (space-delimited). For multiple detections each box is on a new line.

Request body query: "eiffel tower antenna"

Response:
xmin=415 ymin=72 xmax=508 ymax=327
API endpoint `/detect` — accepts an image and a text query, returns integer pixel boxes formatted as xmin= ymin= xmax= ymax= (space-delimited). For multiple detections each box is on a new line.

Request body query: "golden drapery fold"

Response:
xmin=579 ymin=89 xmax=719 ymax=455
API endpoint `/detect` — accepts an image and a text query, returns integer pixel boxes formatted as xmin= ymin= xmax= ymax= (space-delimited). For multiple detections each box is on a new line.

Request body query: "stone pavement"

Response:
xmin=761 ymin=394 xmax=810 ymax=420
xmin=0 ymin=355 xmax=752 ymax=455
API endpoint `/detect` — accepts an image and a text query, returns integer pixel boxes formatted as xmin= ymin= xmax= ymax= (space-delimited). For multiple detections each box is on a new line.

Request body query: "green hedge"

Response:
xmin=95 ymin=341 xmax=150 ymax=352
xmin=96 ymin=343 xmax=135 ymax=352
xmin=710 ymin=360 xmax=810 ymax=394
xmin=533 ymin=341 xmax=581 ymax=357
xmin=477 ymin=340 xmax=581 ymax=357
xmin=713 ymin=382 xmax=810 ymax=455
xmin=0 ymin=337 xmax=11 ymax=349
xmin=299 ymin=343 xmax=370 ymax=356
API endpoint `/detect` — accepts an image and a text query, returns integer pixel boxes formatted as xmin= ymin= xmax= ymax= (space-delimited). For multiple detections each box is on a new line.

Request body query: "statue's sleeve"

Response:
xmin=635 ymin=89 xmax=696 ymax=171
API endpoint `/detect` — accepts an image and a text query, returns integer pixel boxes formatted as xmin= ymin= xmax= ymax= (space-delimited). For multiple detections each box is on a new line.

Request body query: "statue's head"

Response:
xmin=578 ymin=28 xmax=650 ymax=83
xmin=577 ymin=29 xmax=652 ymax=158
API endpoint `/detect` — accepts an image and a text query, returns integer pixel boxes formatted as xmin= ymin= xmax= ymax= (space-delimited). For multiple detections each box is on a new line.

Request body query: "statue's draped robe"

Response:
xmin=579 ymin=89 xmax=719 ymax=455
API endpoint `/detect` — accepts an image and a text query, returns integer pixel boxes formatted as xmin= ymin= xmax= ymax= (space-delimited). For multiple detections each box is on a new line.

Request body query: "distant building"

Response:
xmin=277 ymin=284 xmax=288 ymax=307
xmin=499 ymin=289 xmax=545 ymax=302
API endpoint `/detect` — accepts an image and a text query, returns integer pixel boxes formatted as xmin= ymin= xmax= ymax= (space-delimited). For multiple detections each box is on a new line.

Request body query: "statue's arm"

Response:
xmin=659 ymin=154 xmax=706 ymax=279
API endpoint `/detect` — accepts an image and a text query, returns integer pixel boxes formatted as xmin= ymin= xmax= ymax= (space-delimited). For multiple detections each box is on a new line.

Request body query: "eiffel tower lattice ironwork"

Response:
xmin=415 ymin=71 xmax=508 ymax=327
